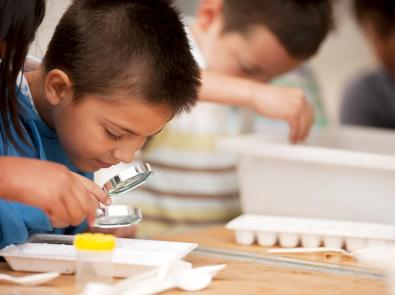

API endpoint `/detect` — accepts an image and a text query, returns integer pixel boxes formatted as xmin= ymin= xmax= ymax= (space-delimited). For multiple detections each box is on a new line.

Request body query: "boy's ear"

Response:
xmin=44 ymin=69 xmax=73 ymax=106
xmin=196 ymin=0 xmax=224 ymax=31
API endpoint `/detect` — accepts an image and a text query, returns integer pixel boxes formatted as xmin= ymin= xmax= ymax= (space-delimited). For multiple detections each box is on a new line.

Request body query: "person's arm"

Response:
xmin=0 ymin=157 xmax=111 ymax=227
xmin=199 ymin=70 xmax=314 ymax=142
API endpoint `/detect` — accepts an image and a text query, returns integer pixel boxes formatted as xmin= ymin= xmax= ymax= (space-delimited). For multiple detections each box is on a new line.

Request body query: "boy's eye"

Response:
xmin=106 ymin=129 xmax=122 ymax=141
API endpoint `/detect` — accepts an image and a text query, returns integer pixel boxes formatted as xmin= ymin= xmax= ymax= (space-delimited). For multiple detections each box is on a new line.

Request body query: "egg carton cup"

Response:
xmin=226 ymin=215 xmax=395 ymax=251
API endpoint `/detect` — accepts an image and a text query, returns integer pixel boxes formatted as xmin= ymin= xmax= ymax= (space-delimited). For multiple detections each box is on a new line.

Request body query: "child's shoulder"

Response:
xmin=0 ymin=73 xmax=39 ymax=156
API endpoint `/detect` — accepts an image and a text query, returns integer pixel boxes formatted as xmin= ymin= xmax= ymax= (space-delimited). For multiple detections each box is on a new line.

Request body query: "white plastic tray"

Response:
xmin=0 ymin=234 xmax=197 ymax=277
xmin=226 ymin=214 xmax=395 ymax=251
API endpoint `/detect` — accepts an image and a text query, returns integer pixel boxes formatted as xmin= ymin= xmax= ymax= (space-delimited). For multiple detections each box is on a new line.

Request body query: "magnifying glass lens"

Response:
xmin=103 ymin=163 xmax=153 ymax=196
xmin=95 ymin=163 xmax=152 ymax=228
xmin=95 ymin=206 xmax=142 ymax=228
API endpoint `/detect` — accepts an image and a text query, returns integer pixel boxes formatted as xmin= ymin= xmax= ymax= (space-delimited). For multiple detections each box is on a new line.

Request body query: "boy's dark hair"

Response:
xmin=0 ymin=0 xmax=45 ymax=151
xmin=353 ymin=0 xmax=395 ymax=37
xmin=44 ymin=0 xmax=200 ymax=115
xmin=222 ymin=0 xmax=333 ymax=59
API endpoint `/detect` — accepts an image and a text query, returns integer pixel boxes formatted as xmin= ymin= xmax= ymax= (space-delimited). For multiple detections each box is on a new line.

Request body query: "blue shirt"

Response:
xmin=0 ymin=74 xmax=92 ymax=249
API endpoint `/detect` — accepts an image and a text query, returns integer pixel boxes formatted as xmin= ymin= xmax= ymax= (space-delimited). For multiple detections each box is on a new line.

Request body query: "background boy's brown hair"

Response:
xmin=222 ymin=0 xmax=333 ymax=59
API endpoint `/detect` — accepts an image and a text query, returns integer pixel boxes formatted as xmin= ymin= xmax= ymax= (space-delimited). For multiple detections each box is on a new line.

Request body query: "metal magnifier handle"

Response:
xmin=96 ymin=207 xmax=106 ymax=218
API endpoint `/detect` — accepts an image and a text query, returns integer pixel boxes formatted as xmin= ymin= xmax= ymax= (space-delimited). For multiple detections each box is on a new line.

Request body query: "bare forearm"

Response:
xmin=198 ymin=69 xmax=314 ymax=142
xmin=0 ymin=157 xmax=27 ymax=201
xmin=0 ymin=157 xmax=58 ymax=204
xmin=199 ymin=70 xmax=255 ymax=108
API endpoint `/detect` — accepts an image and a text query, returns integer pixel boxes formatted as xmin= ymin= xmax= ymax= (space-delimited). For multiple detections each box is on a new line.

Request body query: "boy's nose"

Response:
xmin=112 ymin=148 xmax=135 ymax=164
xmin=112 ymin=138 xmax=146 ymax=164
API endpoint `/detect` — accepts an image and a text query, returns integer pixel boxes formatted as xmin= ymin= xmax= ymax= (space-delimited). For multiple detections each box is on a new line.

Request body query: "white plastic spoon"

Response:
xmin=0 ymin=272 xmax=60 ymax=286
xmin=119 ymin=264 xmax=226 ymax=295
xmin=81 ymin=263 xmax=226 ymax=295
xmin=81 ymin=270 xmax=213 ymax=295
xmin=192 ymin=264 xmax=226 ymax=277
xmin=124 ymin=269 xmax=213 ymax=294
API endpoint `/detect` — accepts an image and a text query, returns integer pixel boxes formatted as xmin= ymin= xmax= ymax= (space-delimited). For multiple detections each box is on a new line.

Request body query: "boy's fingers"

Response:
xmin=299 ymin=115 xmax=308 ymax=142
xmin=50 ymin=208 xmax=70 ymax=228
xmin=46 ymin=204 xmax=69 ymax=228
xmin=87 ymin=193 xmax=100 ymax=227
xmin=86 ymin=207 xmax=97 ymax=228
xmin=289 ymin=118 xmax=299 ymax=143
xmin=300 ymin=107 xmax=314 ymax=141
xmin=74 ymin=173 xmax=112 ymax=206
xmin=293 ymin=104 xmax=312 ymax=142
xmin=301 ymin=121 xmax=308 ymax=142
xmin=51 ymin=219 xmax=69 ymax=228
xmin=66 ymin=188 xmax=87 ymax=226
xmin=303 ymin=112 xmax=313 ymax=140
xmin=295 ymin=112 xmax=305 ymax=142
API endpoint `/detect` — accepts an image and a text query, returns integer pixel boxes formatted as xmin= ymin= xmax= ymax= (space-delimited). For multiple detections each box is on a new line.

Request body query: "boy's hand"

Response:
xmin=1 ymin=157 xmax=111 ymax=227
xmin=49 ymin=171 xmax=112 ymax=228
xmin=250 ymin=83 xmax=315 ymax=143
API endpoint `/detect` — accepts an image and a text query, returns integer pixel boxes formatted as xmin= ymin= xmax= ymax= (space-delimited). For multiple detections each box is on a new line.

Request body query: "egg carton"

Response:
xmin=226 ymin=215 xmax=395 ymax=251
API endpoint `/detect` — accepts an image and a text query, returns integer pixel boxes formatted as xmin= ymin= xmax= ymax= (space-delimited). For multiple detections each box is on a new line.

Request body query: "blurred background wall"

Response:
xmin=29 ymin=0 xmax=377 ymax=125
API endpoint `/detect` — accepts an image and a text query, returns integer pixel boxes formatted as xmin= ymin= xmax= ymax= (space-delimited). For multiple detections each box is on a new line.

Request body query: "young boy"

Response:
xmin=340 ymin=0 xmax=395 ymax=129
xmin=0 ymin=0 xmax=200 ymax=248
xmin=122 ymin=0 xmax=333 ymax=236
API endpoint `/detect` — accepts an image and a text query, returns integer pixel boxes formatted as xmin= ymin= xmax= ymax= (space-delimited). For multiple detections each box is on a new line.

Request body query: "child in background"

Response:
xmin=123 ymin=0 xmax=333 ymax=236
xmin=340 ymin=0 xmax=395 ymax=129
xmin=0 ymin=0 xmax=200 ymax=248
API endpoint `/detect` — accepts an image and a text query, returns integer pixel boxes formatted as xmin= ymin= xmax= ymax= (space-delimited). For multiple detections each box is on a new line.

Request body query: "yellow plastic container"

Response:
xmin=74 ymin=233 xmax=116 ymax=287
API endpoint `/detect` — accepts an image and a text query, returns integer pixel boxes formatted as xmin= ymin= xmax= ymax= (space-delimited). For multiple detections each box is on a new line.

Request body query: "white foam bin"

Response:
xmin=218 ymin=126 xmax=395 ymax=224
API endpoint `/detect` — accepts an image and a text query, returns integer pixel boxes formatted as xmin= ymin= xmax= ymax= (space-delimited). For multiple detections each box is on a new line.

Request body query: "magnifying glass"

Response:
xmin=95 ymin=163 xmax=153 ymax=228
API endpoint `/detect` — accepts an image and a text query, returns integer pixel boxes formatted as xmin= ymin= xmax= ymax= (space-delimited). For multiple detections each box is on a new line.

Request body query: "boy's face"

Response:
xmin=198 ymin=22 xmax=303 ymax=82
xmin=52 ymin=93 xmax=171 ymax=172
